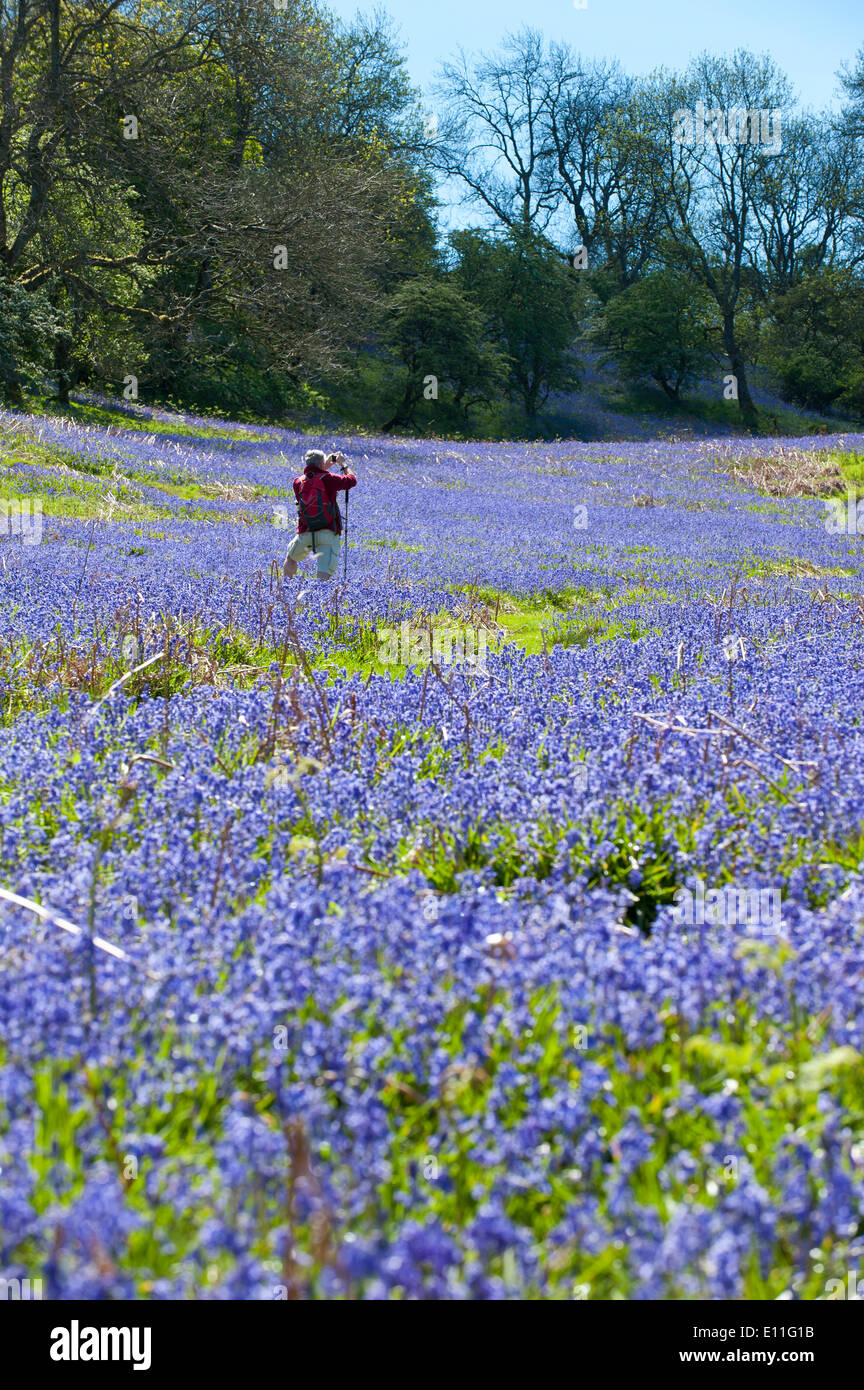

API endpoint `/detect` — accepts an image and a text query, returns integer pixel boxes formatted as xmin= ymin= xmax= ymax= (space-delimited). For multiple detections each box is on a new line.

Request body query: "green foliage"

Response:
xmin=451 ymin=228 xmax=583 ymax=416
xmin=0 ymin=279 xmax=62 ymax=403
xmin=382 ymin=277 xmax=508 ymax=431
xmin=589 ymin=271 xmax=715 ymax=401
xmin=0 ymin=1 xmax=437 ymax=415
xmin=762 ymin=269 xmax=864 ymax=418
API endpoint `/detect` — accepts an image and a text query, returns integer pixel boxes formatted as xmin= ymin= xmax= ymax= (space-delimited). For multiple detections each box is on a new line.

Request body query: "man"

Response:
xmin=283 ymin=448 xmax=357 ymax=583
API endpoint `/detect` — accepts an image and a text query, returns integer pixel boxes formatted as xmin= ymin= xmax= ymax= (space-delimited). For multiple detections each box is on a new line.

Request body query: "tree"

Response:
xmin=0 ymin=275 xmax=59 ymax=402
xmin=750 ymin=112 xmax=863 ymax=292
xmin=0 ymin=1 xmax=436 ymax=408
xmin=841 ymin=44 xmax=864 ymax=135
xmin=382 ymin=278 xmax=507 ymax=430
xmin=0 ymin=2 xmax=202 ymax=275
xmin=543 ymin=50 xmax=662 ymax=289
xmin=589 ymin=271 xmax=714 ymax=401
xmin=452 ymin=227 xmax=581 ymax=416
xmin=434 ymin=34 xmax=664 ymax=291
xmin=762 ymin=268 xmax=864 ymax=415
xmin=101 ymin=2 xmax=436 ymax=397
xmin=433 ymin=30 xmax=557 ymax=232
xmin=644 ymin=50 xmax=795 ymax=426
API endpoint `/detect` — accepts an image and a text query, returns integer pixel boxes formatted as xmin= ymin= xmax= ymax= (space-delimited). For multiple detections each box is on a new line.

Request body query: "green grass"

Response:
xmin=601 ymin=381 xmax=852 ymax=439
xmin=831 ymin=450 xmax=864 ymax=489
xmin=364 ymin=537 xmax=423 ymax=554
xmin=744 ymin=555 xmax=859 ymax=581
xmin=438 ymin=582 xmax=665 ymax=655
xmin=0 ymin=431 xmax=275 ymax=521
xmin=25 ymin=394 xmax=275 ymax=442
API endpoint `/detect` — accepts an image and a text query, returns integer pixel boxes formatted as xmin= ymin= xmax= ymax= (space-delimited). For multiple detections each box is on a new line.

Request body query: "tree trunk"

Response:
xmin=382 ymin=375 xmax=418 ymax=432
xmin=54 ymin=332 xmax=71 ymax=406
xmin=723 ymin=317 xmax=758 ymax=427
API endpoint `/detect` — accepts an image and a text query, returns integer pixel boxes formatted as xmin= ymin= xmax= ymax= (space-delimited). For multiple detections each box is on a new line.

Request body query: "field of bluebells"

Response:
xmin=3 ymin=396 xmax=864 ymax=1301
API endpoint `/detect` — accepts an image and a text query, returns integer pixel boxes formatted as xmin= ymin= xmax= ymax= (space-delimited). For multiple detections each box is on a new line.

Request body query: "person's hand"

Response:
xmin=328 ymin=451 xmax=346 ymax=468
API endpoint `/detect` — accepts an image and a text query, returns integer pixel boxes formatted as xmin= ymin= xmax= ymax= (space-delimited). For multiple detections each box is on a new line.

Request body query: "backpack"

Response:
xmin=296 ymin=473 xmax=339 ymax=534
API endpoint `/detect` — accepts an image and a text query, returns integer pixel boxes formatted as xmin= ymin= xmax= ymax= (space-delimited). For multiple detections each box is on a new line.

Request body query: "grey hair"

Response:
xmin=303 ymin=449 xmax=327 ymax=469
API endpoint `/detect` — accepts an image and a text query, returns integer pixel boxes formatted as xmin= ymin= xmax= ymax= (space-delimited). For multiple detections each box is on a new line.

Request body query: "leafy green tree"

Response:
xmin=0 ymin=276 xmax=59 ymax=403
xmin=382 ymin=278 xmax=507 ymax=430
xmin=588 ymin=270 xmax=714 ymax=401
xmin=452 ymin=227 xmax=581 ymax=416
xmin=0 ymin=1 xmax=436 ymax=411
xmin=762 ymin=268 xmax=864 ymax=415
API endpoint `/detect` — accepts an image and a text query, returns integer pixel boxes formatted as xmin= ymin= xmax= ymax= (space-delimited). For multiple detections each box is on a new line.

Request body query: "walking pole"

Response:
xmin=342 ymin=469 xmax=349 ymax=583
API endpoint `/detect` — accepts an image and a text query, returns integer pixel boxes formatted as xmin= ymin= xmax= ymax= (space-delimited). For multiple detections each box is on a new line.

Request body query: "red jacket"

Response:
xmin=292 ymin=464 xmax=356 ymax=536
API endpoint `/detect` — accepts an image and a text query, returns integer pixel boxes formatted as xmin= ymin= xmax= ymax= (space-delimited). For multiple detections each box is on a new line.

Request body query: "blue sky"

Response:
xmin=328 ymin=0 xmax=860 ymax=111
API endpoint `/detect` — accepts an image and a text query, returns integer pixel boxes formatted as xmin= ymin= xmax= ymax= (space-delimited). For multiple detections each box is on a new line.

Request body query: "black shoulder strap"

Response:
xmin=296 ymin=476 xmax=323 ymax=550
xmin=296 ymin=490 xmax=313 ymax=527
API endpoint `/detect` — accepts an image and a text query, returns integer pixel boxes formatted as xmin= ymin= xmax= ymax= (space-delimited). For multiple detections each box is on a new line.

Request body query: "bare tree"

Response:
xmin=841 ymin=44 xmax=864 ymax=131
xmin=751 ymin=110 xmax=864 ymax=295
xmin=433 ymin=29 xmax=557 ymax=232
xmin=433 ymin=34 xmax=665 ymax=287
xmin=644 ymin=50 xmax=795 ymax=425
xmin=544 ymin=49 xmax=661 ymax=285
